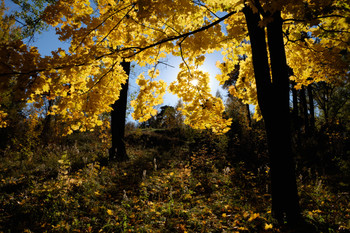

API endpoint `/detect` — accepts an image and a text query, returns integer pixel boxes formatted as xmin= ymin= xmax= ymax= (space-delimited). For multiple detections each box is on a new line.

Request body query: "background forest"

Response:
xmin=1 ymin=0 xmax=350 ymax=232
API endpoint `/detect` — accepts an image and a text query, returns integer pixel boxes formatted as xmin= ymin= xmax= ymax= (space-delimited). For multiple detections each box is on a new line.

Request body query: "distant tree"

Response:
xmin=291 ymin=84 xmax=313 ymax=136
xmin=174 ymin=100 xmax=185 ymax=129
xmin=222 ymin=59 xmax=252 ymax=129
xmin=313 ymin=81 xmax=350 ymax=126
xmin=9 ymin=0 xmax=56 ymax=40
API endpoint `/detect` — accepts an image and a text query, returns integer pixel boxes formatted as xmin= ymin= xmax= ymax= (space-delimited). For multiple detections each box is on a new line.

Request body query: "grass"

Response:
xmin=0 ymin=129 xmax=349 ymax=232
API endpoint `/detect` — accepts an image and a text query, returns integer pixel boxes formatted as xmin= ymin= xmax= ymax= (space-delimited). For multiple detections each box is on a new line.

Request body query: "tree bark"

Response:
xmin=243 ymin=5 xmax=301 ymax=224
xmin=300 ymin=86 xmax=310 ymax=134
xmin=40 ymin=98 xmax=54 ymax=144
xmin=109 ymin=61 xmax=130 ymax=162
xmin=291 ymin=81 xmax=300 ymax=132
xmin=245 ymin=104 xmax=252 ymax=128
xmin=307 ymin=84 xmax=315 ymax=133
xmin=266 ymin=10 xmax=301 ymax=224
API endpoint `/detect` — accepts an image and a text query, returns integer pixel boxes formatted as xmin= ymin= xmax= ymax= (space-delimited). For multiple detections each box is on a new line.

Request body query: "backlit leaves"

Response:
xmin=169 ymin=61 xmax=231 ymax=134
xmin=1 ymin=0 xmax=349 ymax=133
xmin=131 ymin=70 xmax=166 ymax=122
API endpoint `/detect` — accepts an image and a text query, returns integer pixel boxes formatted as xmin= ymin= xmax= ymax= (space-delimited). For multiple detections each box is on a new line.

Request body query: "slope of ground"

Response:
xmin=0 ymin=129 xmax=349 ymax=232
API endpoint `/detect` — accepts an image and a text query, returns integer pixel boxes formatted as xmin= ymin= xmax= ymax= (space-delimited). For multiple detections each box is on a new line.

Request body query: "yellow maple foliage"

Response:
xmin=0 ymin=0 xmax=348 ymax=134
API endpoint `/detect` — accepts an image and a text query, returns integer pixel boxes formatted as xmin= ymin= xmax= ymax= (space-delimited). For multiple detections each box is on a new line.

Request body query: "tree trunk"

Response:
xmin=307 ymin=84 xmax=315 ymax=133
xmin=243 ymin=5 xmax=301 ymax=224
xmin=40 ymin=98 xmax=54 ymax=144
xmin=266 ymin=11 xmax=301 ymax=224
xmin=109 ymin=61 xmax=130 ymax=162
xmin=245 ymin=104 xmax=252 ymax=128
xmin=291 ymin=81 xmax=300 ymax=133
xmin=300 ymin=86 xmax=310 ymax=134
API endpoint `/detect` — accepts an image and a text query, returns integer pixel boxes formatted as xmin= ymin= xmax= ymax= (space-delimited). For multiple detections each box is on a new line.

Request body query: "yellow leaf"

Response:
xmin=71 ymin=124 xmax=80 ymax=131
xmin=248 ymin=212 xmax=259 ymax=222
xmin=107 ymin=209 xmax=114 ymax=216
xmin=264 ymin=223 xmax=273 ymax=230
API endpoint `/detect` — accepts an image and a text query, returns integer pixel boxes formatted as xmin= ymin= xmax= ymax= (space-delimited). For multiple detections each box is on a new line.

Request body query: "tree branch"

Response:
xmin=0 ymin=10 xmax=236 ymax=77
xmin=192 ymin=0 xmax=220 ymax=19
xmin=283 ymin=14 xmax=347 ymax=23
xmin=73 ymin=3 xmax=134 ymax=52
xmin=97 ymin=4 xmax=136 ymax=46
xmin=118 ymin=10 xmax=237 ymax=58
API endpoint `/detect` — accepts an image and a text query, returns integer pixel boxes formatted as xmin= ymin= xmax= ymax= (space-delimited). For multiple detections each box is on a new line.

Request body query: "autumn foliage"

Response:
xmin=0 ymin=0 xmax=349 ymax=231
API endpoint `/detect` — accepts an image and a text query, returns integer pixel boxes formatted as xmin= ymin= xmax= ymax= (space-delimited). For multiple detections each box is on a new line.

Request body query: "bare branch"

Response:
xmin=193 ymin=0 xmax=220 ymax=19
xmin=157 ymin=61 xmax=175 ymax=68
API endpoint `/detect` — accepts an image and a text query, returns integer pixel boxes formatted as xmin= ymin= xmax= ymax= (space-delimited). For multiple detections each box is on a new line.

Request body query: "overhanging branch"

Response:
xmin=114 ymin=10 xmax=237 ymax=58
xmin=0 ymin=10 xmax=236 ymax=77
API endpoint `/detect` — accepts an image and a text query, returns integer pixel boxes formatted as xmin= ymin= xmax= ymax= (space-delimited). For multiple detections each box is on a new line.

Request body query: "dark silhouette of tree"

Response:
xmin=243 ymin=5 xmax=300 ymax=223
xmin=307 ymin=85 xmax=316 ymax=133
xmin=109 ymin=61 xmax=130 ymax=162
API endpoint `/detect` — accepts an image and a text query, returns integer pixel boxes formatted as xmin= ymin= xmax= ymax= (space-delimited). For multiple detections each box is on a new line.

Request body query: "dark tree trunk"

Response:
xmin=307 ymin=85 xmax=315 ymax=132
xmin=266 ymin=11 xmax=301 ymax=224
xmin=243 ymin=5 xmax=301 ymax=224
xmin=109 ymin=61 xmax=130 ymax=162
xmin=300 ymin=86 xmax=310 ymax=134
xmin=40 ymin=98 xmax=54 ymax=144
xmin=291 ymin=81 xmax=300 ymax=132
xmin=245 ymin=104 xmax=252 ymax=128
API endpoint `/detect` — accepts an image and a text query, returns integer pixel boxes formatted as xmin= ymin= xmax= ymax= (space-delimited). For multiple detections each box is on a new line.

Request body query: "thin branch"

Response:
xmin=119 ymin=10 xmax=237 ymax=58
xmin=283 ymin=15 xmax=347 ymax=23
xmin=150 ymin=45 xmax=163 ymax=80
xmin=193 ymin=0 xmax=220 ymax=19
xmin=1 ymin=10 xmax=236 ymax=77
xmin=14 ymin=18 xmax=26 ymax=26
xmin=317 ymin=25 xmax=350 ymax=34
xmin=178 ymin=35 xmax=192 ymax=77
xmin=161 ymin=20 xmax=182 ymax=35
xmin=97 ymin=5 xmax=136 ymax=46
xmin=74 ymin=3 xmax=134 ymax=52
xmin=82 ymin=60 xmax=119 ymax=95
xmin=129 ymin=17 xmax=168 ymax=36
xmin=177 ymin=35 xmax=205 ymax=100
xmin=0 ymin=62 xmax=88 ymax=77
xmin=157 ymin=61 xmax=175 ymax=68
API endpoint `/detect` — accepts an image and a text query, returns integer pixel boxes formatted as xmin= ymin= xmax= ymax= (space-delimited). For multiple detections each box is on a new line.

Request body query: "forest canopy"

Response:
xmin=1 ymin=0 xmax=348 ymax=134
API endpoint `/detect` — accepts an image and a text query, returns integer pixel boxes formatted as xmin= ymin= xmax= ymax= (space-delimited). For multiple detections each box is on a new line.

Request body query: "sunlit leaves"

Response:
xmin=0 ymin=108 xmax=7 ymax=127
xmin=131 ymin=70 xmax=166 ymax=122
xmin=215 ymin=0 xmax=349 ymax=121
xmin=169 ymin=61 xmax=231 ymax=134
xmin=1 ymin=0 xmax=349 ymax=133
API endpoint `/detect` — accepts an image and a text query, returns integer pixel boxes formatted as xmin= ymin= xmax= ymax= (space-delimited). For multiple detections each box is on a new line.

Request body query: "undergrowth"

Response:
xmin=0 ymin=130 xmax=349 ymax=232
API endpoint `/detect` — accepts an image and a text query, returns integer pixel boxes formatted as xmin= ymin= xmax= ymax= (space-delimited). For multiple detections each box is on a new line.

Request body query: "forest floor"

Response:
xmin=0 ymin=128 xmax=349 ymax=232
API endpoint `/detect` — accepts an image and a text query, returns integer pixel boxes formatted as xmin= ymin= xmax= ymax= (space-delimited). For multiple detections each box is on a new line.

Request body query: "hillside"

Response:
xmin=0 ymin=128 xmax=349 ymax=232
